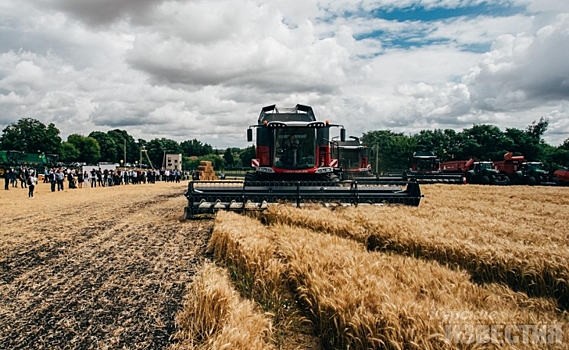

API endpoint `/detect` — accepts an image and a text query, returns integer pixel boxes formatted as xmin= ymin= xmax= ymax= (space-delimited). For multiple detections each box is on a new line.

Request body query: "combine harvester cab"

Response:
xmin=403 ymin=151 xmax=464 ymax=184
xmin=184 ymin=104 xmax=423 ymax=218
xmin=331 ymin=136 xmax=374 ymax=180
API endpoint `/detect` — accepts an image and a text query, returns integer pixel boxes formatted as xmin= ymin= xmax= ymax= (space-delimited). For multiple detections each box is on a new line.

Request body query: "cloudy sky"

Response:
xmin=1 ymin=0 xmax=568 ymax=148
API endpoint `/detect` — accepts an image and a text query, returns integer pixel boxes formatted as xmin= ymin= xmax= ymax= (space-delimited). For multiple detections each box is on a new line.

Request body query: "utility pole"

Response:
xmin=123 ymin=139 xmax=127 ymax=166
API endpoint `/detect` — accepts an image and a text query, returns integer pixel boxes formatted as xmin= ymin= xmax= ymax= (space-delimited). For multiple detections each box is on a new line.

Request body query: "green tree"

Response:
xmin=89 ymin=131 xmax=118 ymax=163
xmin=180 ymin=139 xmax=214 ymax=157
xmin=414 ymin=129 xmax=460 ymax=161
xmin=0 ymin=118 xmax=62 ymax=154
xmin=67 ymin=134 xmax=101 ymax=164
xmin=223 ymin=148 xmax=235 ymax=168
xmin=455 ymin=124 xmax=512 ymax=160
xmin=239 ymin=146 xmax=256 ymax=169
xmin=59 ymin=142 xmax=80 ymax=163
xmin=107 ymin=129 xmax=138 ymax=164
xmin=145 ymin=138 xmax=183 ymax=168
xmin=361 ymin=130 xmax=416 ymax=172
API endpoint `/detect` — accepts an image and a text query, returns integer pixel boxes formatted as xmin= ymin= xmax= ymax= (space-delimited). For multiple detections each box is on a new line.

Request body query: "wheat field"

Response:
xmin=1 ymin=182 xmax=568 ymax=349
xmin=181 ymin=184 xmax=569 ymax=349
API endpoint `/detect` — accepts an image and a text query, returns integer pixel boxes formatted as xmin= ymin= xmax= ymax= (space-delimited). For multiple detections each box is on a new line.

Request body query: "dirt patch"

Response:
xmin=0 ymin=182 xmax=213 ymax=349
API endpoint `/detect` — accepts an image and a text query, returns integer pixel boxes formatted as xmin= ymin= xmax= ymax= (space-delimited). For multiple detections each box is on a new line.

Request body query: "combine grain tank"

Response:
xmin=184 ymin=104 xmax=423 ymax=218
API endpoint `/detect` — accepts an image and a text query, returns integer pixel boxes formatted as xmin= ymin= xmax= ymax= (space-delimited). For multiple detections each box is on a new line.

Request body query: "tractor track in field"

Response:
xmin=0 ymin=184 xmax=213 ymax=349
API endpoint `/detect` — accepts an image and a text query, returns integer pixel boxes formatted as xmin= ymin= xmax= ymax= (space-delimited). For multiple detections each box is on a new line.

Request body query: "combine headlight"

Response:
xmin=315 ymin=167 xmax=333 ymax=174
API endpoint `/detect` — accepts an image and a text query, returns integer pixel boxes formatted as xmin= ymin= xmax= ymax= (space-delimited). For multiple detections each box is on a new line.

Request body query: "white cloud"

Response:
xmin=0 ymin=0 xmax=567 ymax=149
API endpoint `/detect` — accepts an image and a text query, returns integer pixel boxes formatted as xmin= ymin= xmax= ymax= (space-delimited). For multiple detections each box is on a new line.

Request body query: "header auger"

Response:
xmin=184 ymin=104 xmax=423 ymax=219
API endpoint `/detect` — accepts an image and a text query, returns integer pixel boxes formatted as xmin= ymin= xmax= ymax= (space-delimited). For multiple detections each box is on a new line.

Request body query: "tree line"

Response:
xmin=0 ymin=118 xmax=255 ymax=170
xmin=362 ymin=118 xmax=569 ymax=173
xmin=1 ymin=117 xmax=567 ymax=172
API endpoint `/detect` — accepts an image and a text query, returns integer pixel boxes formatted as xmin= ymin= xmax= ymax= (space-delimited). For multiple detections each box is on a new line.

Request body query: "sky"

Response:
xmin=1 ymin=0 xmax=568 ymax=149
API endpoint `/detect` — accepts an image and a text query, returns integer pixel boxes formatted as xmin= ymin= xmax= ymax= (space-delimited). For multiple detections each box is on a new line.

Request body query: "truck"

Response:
xmin=440 ymin=158 xmax=509 ymax=185
xmin=494 ymin=152 xmax=556 ymax=185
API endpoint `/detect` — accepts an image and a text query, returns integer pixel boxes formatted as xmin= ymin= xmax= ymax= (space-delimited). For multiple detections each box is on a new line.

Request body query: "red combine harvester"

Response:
xmin=494 ymin=152 xmax=556 ymax=185
xmin=402 ymin=151 xmax=464 ymax=184
xmin=554 ymin=168 xmax=569 ymax=185
xmin=184 ymin=104 xmax=422 ymax=218
xmin=331 ymin=136 xmax=373 ymax=180
xmin=439 ymin=159 xmax=509 ymax=185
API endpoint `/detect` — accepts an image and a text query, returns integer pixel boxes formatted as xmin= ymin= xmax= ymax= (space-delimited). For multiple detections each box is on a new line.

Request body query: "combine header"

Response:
xmin=184 ymin=104 xmax=422 ymax=218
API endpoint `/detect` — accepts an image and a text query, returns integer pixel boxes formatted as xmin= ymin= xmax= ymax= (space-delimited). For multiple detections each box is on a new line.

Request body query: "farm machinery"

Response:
xmin=399 ymin=151 xmax=464 ymax=184
xmin=184 ymin=104 xmax=422 ymax=218
xmin=439 ymin=159 xmax=509 ymax=185
xmin=330 ymin=136 xmax=374 ymax=180
xmin=494 ymin=152 xmax=557 ymax=185
xmin=554 ymin=168 xmax=569 ymax=185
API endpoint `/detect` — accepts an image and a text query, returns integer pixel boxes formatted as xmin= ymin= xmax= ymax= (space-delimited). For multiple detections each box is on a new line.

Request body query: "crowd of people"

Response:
xmin=3 ymin=166 xmax=39 ymax=197
xmin=3 ymin=166 xmax=192 ymax=197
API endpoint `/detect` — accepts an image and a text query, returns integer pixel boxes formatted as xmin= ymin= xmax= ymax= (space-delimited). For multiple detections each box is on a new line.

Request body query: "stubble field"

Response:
xmin=0 ymin=181 xmax=212 ymax=349
xmin=1 ymin=181 xmax=568 ymax=349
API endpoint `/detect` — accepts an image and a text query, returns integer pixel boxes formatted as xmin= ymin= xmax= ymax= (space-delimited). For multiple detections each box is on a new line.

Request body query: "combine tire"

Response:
xmin=244 ymin=172 xmax=257 ymax=183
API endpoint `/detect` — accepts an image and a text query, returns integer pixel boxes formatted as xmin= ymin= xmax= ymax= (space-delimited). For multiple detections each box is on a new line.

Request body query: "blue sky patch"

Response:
xmin=371 ymin=3 xmax=526 ymax=22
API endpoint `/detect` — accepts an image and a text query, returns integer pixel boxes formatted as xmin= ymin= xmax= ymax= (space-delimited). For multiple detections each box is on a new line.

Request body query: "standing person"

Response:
xmin=11 ymin=168 xmax=17 ymax=187
xmin=4 ymin=168 xmax=10 ymax=190
xmin=55 ymin=168 xmax=65 ymax=191
xmin=77 ymin=170 xmax=83 ymax=189
xmin=49 ymin=168 xmax=56 ymax=192
xmin=91 ymin=169 xmax=97 ymax=187
xmin=19 ymin=167 xmax=27 ymax=188
xmin=27 ymin=170 xmax=37 ymax=198
xmin=83 ymin=171 xmax=89 ymax=189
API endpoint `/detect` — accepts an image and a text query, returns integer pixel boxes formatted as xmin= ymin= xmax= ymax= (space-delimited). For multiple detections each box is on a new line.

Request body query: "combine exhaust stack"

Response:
xmin=184 ymin=180 xmax=422 ymax=219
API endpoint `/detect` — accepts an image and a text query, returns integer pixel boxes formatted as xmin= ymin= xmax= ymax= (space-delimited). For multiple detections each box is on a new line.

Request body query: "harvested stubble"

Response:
xmin=261 ymin=193 xmax=569 ymax=310
xmin=170 ymin=262 xmax=274 ymax=350
xmin=211 ymin=211 xmax=568 ymax=350
xmin=0 ymin=182 xmax=212 ymax=349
